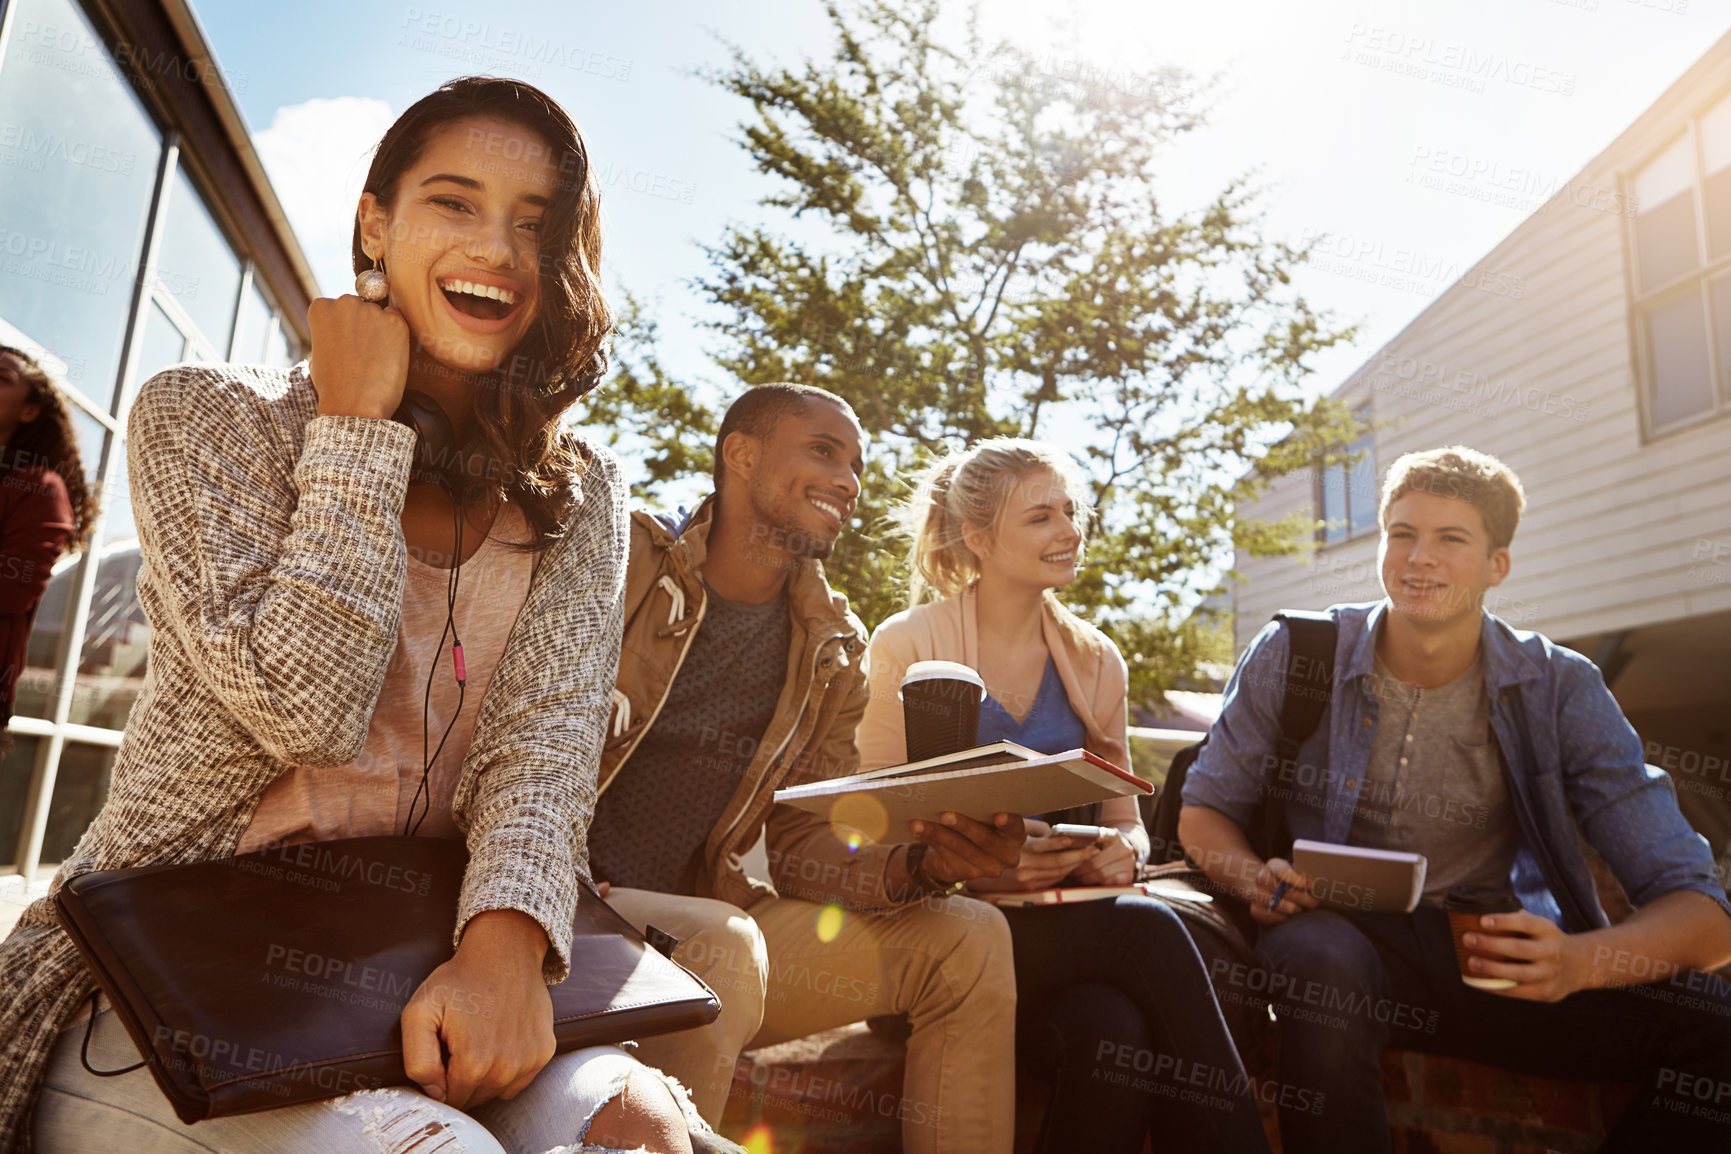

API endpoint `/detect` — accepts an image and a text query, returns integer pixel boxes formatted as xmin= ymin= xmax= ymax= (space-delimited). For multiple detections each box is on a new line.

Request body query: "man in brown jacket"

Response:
xmin=592 ymin=384 xmax=1026 ymax=1153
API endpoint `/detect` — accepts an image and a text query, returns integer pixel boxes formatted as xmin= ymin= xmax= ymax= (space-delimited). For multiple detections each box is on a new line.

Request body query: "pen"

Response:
xmin=1269 ymin=881 xmax=1289 ymax=911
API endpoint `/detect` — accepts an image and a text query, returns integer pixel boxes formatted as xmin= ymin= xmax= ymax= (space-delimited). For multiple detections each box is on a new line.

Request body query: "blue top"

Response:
xmin=978 ymin=656 xmax=1089 ymax=755
xmin=1182 ymin=600 xmax=1731 ymax=932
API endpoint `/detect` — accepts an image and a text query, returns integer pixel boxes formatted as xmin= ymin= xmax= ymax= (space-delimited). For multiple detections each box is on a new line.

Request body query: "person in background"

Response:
xmin=0 ymin=347 xmax=95 ymax=739
xmin=858 ymin=438 xmax=1270 ymax=1154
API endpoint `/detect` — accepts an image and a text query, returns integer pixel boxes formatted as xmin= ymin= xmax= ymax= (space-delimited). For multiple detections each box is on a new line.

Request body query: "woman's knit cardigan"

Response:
xmin=0 ymin=362 xmax=628 ymax=1149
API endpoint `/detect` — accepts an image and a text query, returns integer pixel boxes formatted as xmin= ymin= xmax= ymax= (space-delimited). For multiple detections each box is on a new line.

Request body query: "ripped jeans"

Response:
xmin=33 ymin=1001 xmax=707 ymax=1154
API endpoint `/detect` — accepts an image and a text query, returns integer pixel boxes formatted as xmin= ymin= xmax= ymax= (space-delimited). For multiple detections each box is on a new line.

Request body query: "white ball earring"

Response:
xmin=355 ymin=254 xmax=389 ymax=303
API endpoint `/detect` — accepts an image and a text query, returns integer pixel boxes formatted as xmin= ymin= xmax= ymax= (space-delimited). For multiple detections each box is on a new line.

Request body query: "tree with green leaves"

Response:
xmin=604 ymin=0 xmax=1362 ymax=701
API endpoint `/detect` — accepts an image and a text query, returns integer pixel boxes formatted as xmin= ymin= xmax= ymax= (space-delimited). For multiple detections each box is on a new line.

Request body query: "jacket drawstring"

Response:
xmin=609 ymin=688 xmax=632 ymax=738
xmin=656 ymin=575 xmax=698 ymax=638
xmin=658 ymin=575 xmax=684 ymax=625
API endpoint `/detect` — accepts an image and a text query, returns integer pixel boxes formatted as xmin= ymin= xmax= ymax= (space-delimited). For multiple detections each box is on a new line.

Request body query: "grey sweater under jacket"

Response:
xmin=0 ymin=362 xmax=628 ymax=1149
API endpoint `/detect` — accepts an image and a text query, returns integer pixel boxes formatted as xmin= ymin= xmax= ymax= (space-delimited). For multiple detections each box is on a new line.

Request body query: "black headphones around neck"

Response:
xmin=392 ymin=390 xmax=488 ymax=498
xmin=389 ymin=388 xmax=473 ymax=837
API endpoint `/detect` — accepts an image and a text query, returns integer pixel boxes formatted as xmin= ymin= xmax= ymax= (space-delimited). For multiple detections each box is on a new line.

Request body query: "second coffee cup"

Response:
xmin=900 ymin=660 xmax=986 ymax=763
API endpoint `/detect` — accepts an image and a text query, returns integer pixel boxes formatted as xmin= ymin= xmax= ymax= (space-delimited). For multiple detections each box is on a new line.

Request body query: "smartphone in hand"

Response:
xmin=1050 ymin=823 xmax=1107 ymax=844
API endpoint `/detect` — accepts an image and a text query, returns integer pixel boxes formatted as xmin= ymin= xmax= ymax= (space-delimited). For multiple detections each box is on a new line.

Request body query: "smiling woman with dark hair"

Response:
xmin=0 ymin=77 xmax=731 ymax=1154
xmin=346 ymin=75 xmax=612 ymax=548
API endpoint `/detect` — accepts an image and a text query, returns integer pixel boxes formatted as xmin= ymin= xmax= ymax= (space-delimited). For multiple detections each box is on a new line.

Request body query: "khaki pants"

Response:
xmin=747 ymin=893 xmax=1017 ymax=1154
xmin=604 ymin=887 xmax=769 ymax=1126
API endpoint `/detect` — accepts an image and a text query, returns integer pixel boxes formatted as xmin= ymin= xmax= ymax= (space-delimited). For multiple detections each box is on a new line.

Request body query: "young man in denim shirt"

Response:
xmin=1180 ymin=446 xmax=1731 ymax=1153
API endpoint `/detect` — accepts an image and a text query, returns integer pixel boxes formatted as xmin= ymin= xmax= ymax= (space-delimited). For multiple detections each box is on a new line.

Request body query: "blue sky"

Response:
xmin=194 ymin=0 xmax=1731 ymax=444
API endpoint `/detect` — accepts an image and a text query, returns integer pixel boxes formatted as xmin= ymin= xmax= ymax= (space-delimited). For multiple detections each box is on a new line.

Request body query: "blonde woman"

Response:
xmin=858 ymin=439 xmax=1268 ymax=1154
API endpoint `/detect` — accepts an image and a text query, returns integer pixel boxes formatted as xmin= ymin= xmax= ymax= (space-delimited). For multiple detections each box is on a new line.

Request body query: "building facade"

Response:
xmin=0 ymin=0 xmax=317 ymax=878
xmin=1233 ymin=33 xmax=1731 ymax=861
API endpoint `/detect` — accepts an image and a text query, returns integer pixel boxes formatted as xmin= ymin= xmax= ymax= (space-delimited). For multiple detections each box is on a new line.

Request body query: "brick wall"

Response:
xmin=722 ymin=1026 xmax=1635 ymax=1153
xmin=1345 ymin=1051 xmax=1627 ymax=1154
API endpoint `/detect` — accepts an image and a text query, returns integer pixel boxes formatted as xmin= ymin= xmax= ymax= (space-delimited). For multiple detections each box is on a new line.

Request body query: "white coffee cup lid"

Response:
xmin=899 ymin=660 xmax=986 ymax=700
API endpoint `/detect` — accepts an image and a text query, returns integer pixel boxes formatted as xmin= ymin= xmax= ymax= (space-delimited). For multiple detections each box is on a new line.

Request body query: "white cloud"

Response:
xmin=254 ymin=96 xmax=396 ymax=298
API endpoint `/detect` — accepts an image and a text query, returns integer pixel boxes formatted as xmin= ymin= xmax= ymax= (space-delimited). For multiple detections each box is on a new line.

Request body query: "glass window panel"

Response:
xmin=1705 ymin=168 xmax=1731 ymax=263
xmin=15 ymin=553 xmax=81 ymax=721
xmin=1647 ymin=293 xmax=1714 ymax=428
xmin=262 ymin=318 xmax=284 ymax=367
xmin=67 ymin=403 xmax=112 ymax=550
xmin=69 ymin=544 xmax=145 ymax=730
xmin=68 ymin=405 xmax=106 ymax=493
xmin=1348 ymin=436 xmax=1378 ymax=537
xmin=264 ymin=315 xmax=294 ymax=367
xmin=1704 ymin=94 xmax=1731 ymax=264
xmin=1711 ymin=275 xmax=1731 ymax=404
xmin=1702 ymin=94 xmax=1731 ymax=176
xmin=233 ymin=281 xmax=273 ymax=364
xmin=0 ymin=0 xmax=165 ymax=414
xmin=1320 ymin=465 xmax=1346 ymax=544
xmin=125 ymin=302 xmax=186 ymax=404
xmin=95 ymin=440 xmax=134 ymax=548
xmin=39 ymin=741 xmax=116 ymax=865
xmin=1637 ymin=192 xmax=1700 ymax=293
xmin=155 ymin=168 xmax=243 ymax=355
xmin=0 ymin=735 xmax=42 ymax=865
xmin=1636 ymin=135 xmax=1695 ymax=207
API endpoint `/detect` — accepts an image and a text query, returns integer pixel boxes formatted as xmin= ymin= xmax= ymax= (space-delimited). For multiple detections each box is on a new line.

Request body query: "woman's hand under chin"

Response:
xmin=307 ymin=295 xmax=412 ymax=421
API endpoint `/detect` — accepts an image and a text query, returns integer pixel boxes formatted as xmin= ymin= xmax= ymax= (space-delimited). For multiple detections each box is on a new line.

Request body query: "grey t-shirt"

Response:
xmin=588 ymin=582 xmax=792 ymax=895
xmin=1347 ymin=651 xmax=1522 ymax=905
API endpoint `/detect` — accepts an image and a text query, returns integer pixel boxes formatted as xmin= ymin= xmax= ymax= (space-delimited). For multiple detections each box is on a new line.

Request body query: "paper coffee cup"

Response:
xmin=900 ymin=660 xmax=986 ymax=763
xmin=1443 ymin=885 xmax=1524 ymax=991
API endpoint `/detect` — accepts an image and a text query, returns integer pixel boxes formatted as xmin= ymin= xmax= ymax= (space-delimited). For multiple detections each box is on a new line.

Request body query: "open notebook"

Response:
xmin=773 ymin=741 xmax=1152 ymax=837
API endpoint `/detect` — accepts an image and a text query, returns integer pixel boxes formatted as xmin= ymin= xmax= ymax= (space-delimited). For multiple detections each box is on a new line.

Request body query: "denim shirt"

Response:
xmin=1183 ymin=600 xmax=1731 ymax=932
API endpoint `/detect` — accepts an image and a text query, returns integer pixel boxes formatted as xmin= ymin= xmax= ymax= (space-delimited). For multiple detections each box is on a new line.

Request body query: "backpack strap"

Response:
xmin=1247 ymin=611 xmax=1337 ymax=862
xmin=1161 ymin=610 xmax=1339 ymax=866
xmin=1272 ymin=610 xmax=1337 ymax=764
